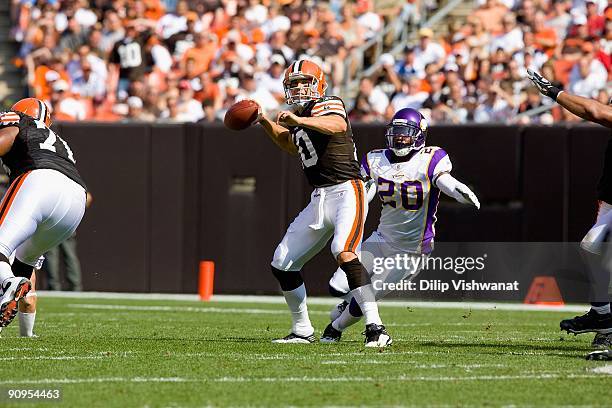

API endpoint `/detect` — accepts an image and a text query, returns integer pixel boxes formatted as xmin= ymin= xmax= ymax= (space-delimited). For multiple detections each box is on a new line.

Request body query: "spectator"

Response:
xmin=474 ymin=0 xmax=508 ymax=34
xmin=241 ymin=73 xmax=279 ymax=115
xmin=109 ymin=24 xmax=152 ymax=95
xmin=414 ymin=28 xmax=446 ymax=73
xmin=174 ymin=80 xmax=204 ymax=122
xmin=388 ymin=77 xmax=429 ymax=114
xmin=356 ymin=77 xmax=389 ymax=119
xmin=490 ymin=13 xmax=524 ymax=54
xmin=394 ymin=46 xmax=425 ymax=80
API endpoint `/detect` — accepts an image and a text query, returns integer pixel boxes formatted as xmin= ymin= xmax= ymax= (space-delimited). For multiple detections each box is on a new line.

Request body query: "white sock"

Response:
xmin=19 ymin=311 xmax=36 ymax=337
xmin=592 ymin=304 xmax=611 ymax=315
xmin=0 ymin=261 xmax=14 ymax=286
xmin=332 ymin=305 xmax=362 ymax=332
xmin=282 ymin=283 xmax=313 ymax=336
xmin=351 ymin=285 xmax=382 ymax=326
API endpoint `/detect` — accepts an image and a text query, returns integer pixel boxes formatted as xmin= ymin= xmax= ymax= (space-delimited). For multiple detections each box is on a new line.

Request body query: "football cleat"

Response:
xmin=329 ymin=300 xmax=348 ymax=321
xmin=363 ymin=323 xmax=392 ymax=348
xmin=560 ymin=309 xmax=612 ymax=335
xmin=320 ymin=323 xmax=342 ymax=343
xmin=592 ymin=332 xmax=612 ymax=349
xmin=271 ymin=332 xmax=316 ymax=344
xmin=0 ymin=277 xmax=31 ymax=328
xmin=586 ymin=349 xmax=612 ymax=361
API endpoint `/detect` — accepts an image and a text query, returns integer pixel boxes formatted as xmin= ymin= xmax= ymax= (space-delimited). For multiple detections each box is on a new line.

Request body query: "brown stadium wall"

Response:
xmin=53 ymin=123 xmax=609 ymax=298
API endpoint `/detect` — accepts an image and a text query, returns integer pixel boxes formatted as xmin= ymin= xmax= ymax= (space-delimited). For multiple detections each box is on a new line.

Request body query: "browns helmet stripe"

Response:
xmin=38 ymin=100 xmax=46 ymax=123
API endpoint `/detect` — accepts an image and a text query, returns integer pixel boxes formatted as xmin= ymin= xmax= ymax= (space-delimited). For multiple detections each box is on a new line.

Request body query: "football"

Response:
xmin=224 ymin=99 xmax=260 ymax=130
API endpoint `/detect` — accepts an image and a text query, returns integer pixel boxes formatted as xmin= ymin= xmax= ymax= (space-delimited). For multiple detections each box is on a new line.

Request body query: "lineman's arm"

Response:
xmin=0 ymin=127 xmax=18 ymax=156
xmin=435 ymin=173 xmax=480 ymax=209
xmin=527 ymin=69 xmax=612 ymax=128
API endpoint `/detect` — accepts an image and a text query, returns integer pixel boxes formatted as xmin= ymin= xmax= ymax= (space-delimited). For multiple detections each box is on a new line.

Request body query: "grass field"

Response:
xmin=0 ymin=294 xmax=610 ymax=408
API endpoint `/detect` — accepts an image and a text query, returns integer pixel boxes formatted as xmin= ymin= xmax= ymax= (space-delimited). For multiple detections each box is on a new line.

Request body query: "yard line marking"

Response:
xmin=0 ymin=377 xmax=192 ymax=385
xmin=592 ymin=365 xmax=612 ymax=375
xmin=40 ymin=291 xmax=589 ymax=313
xmin=0 ymin=356 xmax=107 ymax=362
xmin=211 ymin=373 xmax=609 ymax=383
xmin=67 ymin=304 xmax=328 ymax=316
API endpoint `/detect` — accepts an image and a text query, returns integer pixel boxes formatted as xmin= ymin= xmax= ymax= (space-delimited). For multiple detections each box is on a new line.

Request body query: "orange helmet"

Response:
xmin=283 ymin=60 xmax=328 ymax=105
xmin=11 ymin=98 xmax=52 ymax=127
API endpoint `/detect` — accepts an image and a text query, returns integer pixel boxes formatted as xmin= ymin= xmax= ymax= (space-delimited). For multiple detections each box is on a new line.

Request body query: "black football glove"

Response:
xmin=527 ymin=69 xmax=562 ymax=101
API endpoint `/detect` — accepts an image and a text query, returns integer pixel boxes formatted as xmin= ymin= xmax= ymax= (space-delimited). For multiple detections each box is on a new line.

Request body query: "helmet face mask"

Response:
xmin=283 ymin=60 xmax=327 ymax=106
xmin=386 ymin=108 xmax=427 ymax=156
xmin=284 ymin=75 xmax=320 ymax=105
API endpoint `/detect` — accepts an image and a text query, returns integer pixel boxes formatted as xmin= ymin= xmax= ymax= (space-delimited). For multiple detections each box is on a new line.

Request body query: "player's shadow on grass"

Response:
xmin=121 ymin=336 xmax=264 ymax=343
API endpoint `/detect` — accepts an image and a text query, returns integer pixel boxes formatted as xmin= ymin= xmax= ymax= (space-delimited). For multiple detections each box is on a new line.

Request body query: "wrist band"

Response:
xmin=551 ymin=87 xmax=562 ymax=101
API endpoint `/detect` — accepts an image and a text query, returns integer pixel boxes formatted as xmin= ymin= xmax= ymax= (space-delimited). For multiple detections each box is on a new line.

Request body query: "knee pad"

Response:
xmin=271 ymin=266 xmax=304 ymax=291
xmin=340 ymin=258 xmax=370 ymax=290
xmin=13 ymin=258 xmax=34 ymax=278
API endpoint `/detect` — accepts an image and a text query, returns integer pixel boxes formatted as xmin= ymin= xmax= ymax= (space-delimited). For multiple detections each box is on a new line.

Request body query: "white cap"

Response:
xmin=379 ymin=53 xmax=395 ymax=66
xmin=270 ymin=54 xmax=285 ymax=66
xmin=127 ymin=96 xmax=143 ymax=109
xmin=52 ymin=80 xmax=69 ymax=92
xmin=45 ymin=70 xmax=60 ymax=82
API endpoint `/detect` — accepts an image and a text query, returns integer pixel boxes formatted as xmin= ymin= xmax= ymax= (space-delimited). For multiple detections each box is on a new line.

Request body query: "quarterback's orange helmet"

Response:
xmin=11 ymin=98 xmax=52 ymax=127
xmin=283 ymin=60 xmax=328 ymax=105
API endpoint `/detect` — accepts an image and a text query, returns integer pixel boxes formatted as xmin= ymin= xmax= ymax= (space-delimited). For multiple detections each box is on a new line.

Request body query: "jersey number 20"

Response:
xmin=378 ymin=177 xmax=423 ymax=210
xmin=294 ymin=130 xmax=318 ymax=168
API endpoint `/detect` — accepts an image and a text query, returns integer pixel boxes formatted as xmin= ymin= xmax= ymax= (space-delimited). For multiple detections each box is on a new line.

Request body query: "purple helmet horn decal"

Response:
xmin=386 ymin=108 xmax=428 ymax=156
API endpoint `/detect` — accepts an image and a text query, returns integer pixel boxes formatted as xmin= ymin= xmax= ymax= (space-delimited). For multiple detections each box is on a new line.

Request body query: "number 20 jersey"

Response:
xmin=362 ymin=147 xmax=452 ymax=254
xmin=290 ymin=96 xmax=362 ymax=188
xmin=0 ymin=111 xmax=86 ymax=189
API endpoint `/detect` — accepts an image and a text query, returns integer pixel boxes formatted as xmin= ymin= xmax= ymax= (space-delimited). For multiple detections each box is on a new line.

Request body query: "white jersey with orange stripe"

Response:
xmin=362 ymin=147 xmax=452 ymax=254
xmin=290 ymin=96 xmax=362 ymax=188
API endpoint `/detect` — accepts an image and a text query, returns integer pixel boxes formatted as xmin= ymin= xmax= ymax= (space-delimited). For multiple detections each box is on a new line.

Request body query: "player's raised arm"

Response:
xmin=527 ymin=69 xmax=612 ymax=128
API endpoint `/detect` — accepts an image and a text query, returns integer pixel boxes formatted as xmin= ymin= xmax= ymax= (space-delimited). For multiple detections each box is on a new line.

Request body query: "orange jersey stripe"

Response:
xmin=312 ymin=102 xmax=344 ymax=114
xmin=0 ymin=172 xmax=31 ymax=226
xmin=344 ymin=180 xmax=365 ymax=253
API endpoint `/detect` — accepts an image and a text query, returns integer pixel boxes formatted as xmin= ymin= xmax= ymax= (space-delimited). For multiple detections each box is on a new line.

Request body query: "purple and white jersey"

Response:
xmin=362 ymin=147 xmax=451 ymax=254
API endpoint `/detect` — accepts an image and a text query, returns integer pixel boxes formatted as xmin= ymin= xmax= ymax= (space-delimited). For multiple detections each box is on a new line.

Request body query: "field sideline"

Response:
xmin=0 ymin=293 xmax=610 ymax=407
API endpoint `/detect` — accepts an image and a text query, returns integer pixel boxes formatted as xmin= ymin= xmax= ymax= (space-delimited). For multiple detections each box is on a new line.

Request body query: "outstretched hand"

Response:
xmin=527 ymin=69 xmax=561 ymax=101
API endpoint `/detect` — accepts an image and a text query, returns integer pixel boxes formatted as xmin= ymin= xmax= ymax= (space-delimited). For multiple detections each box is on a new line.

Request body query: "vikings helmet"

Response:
xmin=386 ymin=108 xmax=428 ymax=156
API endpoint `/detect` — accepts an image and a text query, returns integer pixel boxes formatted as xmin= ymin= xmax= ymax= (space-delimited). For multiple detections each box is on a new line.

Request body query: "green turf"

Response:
xmin=0 ymin=296 xmax=610 ymax=408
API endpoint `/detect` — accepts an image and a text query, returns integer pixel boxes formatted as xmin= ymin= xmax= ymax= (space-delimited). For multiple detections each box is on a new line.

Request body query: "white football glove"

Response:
xmin=527 ymin=69 xmax=562 ymax=101
xmin=456 ymin=183 xmax=480 ymax=210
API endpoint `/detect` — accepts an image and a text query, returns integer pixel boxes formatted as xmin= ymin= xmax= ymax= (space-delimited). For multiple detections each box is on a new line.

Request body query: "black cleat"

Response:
xmin=592 ymin=332 xmax=612 ymax=349
xmin=363 ymin=323 xmax=392 ymax=348
xmin=271 ymin=332 xmax=316 ymax=344
xmin=560 ymin=309 xmax=612 ymax=335
xmin=586 ymin=349 xmax=612 ymax=361
xmin=320 ymin=323 xmax=342 ymax=343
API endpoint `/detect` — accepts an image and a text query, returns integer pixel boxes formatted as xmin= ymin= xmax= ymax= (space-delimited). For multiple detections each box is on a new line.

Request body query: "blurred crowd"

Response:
xmin=356 ymin=0 xmax=611 ymax=124
xmin=8 ymin=0 xmax=612 ymax=124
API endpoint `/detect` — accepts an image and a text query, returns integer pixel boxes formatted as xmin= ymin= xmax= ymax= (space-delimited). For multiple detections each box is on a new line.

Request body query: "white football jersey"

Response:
xmin=362 ymin=147 xmax=452 ymax=254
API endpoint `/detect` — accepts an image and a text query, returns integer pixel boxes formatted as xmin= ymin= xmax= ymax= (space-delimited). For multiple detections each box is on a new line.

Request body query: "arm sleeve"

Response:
xmin=0 ymin=112 xmax=21 ymax=129
xmin=311 ymin=97 xmax=347 ymax=119
xmin=427 ymin=149 xmax=452 ymax=184
xmin=436 ymin=173 xmax=479 ymax=208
